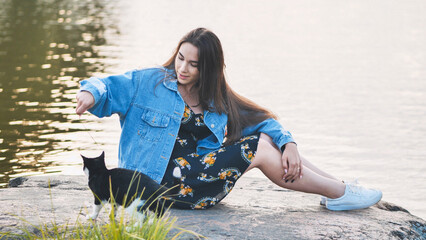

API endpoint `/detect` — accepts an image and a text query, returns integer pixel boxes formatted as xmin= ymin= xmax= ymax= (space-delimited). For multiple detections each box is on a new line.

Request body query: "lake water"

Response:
xmin=0 ymin=0 xmax=425 ymax=220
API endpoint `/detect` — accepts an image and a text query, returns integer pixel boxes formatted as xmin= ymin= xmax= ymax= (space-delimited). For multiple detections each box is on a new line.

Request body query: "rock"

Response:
xmin=8 ymin=177 xmax=28 ymax=188
xmin=0 ymin=175 xmax=425 ymax=239
xmin=377 ymin=201 xmax=410 ymax=213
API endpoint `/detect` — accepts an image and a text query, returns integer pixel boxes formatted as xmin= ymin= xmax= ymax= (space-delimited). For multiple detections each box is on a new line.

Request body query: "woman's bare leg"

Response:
xmin=246 ymin=134 xmax=345 ymax=199
xmin=300 ymin=156 xmax=340 ymax=181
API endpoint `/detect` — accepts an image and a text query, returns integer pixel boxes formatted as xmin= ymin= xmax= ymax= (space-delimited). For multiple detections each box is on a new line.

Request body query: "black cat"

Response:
xmin=82 ymin=151 xmax=180 ymax=221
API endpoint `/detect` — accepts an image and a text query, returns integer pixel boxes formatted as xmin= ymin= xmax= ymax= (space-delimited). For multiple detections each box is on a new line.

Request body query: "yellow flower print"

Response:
xmin=188 ymin=152 xmax=200 ymax=158
xmin=179 ymin=184 xmax=193 ymax=197
xmin=241 ymin=143 xmax=256 ymax=164
xmin=224 ymin=180 xmax=235 ymax=194
xmin=181 ymin=105 xmax=192 ymax=124
xmin=198 ymin=173 xmax=219 ymax=182
xmin=237 ymin=135 xmax=258 ymax=144
xmin=218 ymin=171 xmax=229 ymax=180
xmin=218 ymin=168 xmax=241 ymax=180
xmin=178 ymin=138 xmax=188 ymax=147
xmin=192 ymin=197 xmax=218 ymax=209
xmin=198 ymin=168 xmax=241 ymax=184
xmin=195 ymin=116 xmax=205 ymax=126
xmin=200 ymin=152 xmax=217 ymax=169
xmin=174 ymin=157 xmax=191 ymax=170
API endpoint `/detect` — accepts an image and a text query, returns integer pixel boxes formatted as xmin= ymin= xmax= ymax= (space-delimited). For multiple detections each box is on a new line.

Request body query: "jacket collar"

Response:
xmin=161 ymin=68 xmax=178 ymax=91
xmin=160 ymin=68 xmax=216 ymax=111
xmin=162 ymin=79 xmax=178 ymax=91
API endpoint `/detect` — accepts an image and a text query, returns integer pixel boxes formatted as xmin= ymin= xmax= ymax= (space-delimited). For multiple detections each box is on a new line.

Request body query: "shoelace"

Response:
xmin=344 ymin=178 xmax=359 ymax=186
xmin=346 ymin=183 xmax=365 ymax=196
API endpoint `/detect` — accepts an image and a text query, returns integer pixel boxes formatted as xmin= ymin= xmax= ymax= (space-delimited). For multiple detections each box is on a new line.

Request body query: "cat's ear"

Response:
xmin=80 ymin=154 xmax=87 ymax=160
xmin=100 ymin=151 xmax=105 ymax=159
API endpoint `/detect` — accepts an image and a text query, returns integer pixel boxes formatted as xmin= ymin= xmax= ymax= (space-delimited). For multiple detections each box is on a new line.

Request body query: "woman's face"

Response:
xmin=175 ymin=42 xmax=200 ymax=88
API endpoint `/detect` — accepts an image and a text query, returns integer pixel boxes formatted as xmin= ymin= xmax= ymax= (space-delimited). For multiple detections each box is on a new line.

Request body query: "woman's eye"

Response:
xmin=191 ymin=63 xmax=198 ymax=68
xmin=178 ymin=57 xmax=184 ymax=61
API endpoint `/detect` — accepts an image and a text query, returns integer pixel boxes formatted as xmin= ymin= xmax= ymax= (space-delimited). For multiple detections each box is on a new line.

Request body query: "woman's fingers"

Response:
xmin=281 ymin=155 xmax=288 ymax=180
xmin=75 ymin=95 xmax=87 ymax=115
xmin=283 ymin=158 xmax=299 ymax=182
xmin=76 ymin=104 xmax=87 ymax=116
xmin=75 ymin=91 xmax=95 ymax=115
xmin=287 ymin=161 xmax=299 ymax=182
xmin=282 ymin=143 xmax=302 ymax=182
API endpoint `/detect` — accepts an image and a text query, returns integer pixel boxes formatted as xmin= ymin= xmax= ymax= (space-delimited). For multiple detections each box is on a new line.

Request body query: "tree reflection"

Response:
xmin=0 ymin=0 xmax=114 ymax=187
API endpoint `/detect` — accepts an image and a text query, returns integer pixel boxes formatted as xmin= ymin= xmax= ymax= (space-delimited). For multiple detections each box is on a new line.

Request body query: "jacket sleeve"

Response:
xmin=242 ymin=118 xmax=295 ymax=152
xmin=79 ymin=70 xmax=139 ymax=118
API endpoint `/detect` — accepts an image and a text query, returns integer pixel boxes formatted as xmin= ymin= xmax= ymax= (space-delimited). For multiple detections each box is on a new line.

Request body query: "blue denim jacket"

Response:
xmin=80 ymin=67 xmax=295 ymax=183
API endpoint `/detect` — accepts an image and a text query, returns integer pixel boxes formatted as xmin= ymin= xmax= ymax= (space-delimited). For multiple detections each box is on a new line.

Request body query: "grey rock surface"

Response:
xmin=0 ymin=175 xmax=425 ymax=239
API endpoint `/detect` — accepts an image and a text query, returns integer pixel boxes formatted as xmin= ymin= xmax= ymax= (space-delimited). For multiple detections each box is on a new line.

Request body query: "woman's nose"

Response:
xmin=179 ymin=62 xmax=188 ymax=73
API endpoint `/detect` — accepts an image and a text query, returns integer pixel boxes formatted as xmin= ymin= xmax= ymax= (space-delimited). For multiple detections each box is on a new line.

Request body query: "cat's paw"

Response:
xmin=126 ymin=222 xmax=141 ymax=232
xmin=147 ymin=217 xmax=154 ymax=225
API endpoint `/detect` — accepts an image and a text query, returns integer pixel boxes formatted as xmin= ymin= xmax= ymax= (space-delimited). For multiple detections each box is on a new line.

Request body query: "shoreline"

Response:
xmin=1 ymin=175 xmax=425 ymax=239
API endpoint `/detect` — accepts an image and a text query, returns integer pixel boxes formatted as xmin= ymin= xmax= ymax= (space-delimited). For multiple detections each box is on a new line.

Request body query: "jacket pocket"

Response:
xmin=138 ymin=109 xmax=171 ymax=142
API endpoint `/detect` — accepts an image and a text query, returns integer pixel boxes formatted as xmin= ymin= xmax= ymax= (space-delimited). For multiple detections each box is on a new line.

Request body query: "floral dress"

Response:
xmin=161 ymin=103 xmax=260 ymax=209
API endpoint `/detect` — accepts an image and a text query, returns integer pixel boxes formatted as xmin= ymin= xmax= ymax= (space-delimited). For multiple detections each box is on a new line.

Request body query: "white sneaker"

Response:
xmin=319 ymin=179 xmax=358 ymax=206
xmin=326 ymin=183 xmax=382 ymax=211
xmin=344 ymin=178 xmax=359 ymax=186
xmin=320 ymin=196 xmax=326 ymax=206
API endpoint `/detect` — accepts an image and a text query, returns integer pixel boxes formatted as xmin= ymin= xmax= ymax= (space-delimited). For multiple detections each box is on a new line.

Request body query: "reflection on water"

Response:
xmin=0 ymin=0 xmax=115 ymax=187
xmin=1 ymin=0 xmax=425 ymax=221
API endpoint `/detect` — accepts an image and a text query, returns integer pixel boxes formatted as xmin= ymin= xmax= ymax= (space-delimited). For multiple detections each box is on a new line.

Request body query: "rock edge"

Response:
xmin=0 ymin=175 xmax=425 ymax=240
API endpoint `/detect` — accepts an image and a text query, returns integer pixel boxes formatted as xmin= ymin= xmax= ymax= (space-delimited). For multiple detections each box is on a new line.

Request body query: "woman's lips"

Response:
xmin=179 ymin=73 xmax=188 ymax=80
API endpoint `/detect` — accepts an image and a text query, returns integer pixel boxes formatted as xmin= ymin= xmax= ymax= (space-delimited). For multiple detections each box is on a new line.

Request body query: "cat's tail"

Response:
xmin=148 ymin=167 xmax=182 ymax=216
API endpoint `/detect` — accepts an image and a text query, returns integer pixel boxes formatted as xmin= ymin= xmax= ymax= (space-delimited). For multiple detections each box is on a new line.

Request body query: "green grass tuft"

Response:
xmin=0 ymin=179 xmax=204 ymax=240
xmin=1 ymin=201 xmax=203 ymax=240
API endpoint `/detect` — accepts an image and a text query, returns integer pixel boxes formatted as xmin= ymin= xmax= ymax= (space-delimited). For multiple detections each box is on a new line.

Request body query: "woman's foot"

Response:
xmin=320 ymin=179 xmax=359 ymax=206
xmin=326 ymin=183 xmax=382 ymax=211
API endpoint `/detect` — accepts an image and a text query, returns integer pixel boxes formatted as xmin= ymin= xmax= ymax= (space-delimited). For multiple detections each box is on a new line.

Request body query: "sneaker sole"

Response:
xmin=319 ymin=196 xmax=327 ymax=206
xmin=326 ymin=192 xmax=382 ymax=211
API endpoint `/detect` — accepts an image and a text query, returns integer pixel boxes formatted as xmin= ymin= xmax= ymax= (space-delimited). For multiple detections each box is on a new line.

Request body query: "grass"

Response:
xmin=1 ymin=210 xmax=201 ymax=239
xmin=0 ymin=179 xmax=203 ymax=240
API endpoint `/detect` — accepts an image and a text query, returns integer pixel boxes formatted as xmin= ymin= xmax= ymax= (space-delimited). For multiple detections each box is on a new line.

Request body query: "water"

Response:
xmin=0 ymin=0 xmax=425 ymax=220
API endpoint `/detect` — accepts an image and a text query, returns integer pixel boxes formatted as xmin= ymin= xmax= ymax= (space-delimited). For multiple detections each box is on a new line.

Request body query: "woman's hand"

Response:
xmin=76 ymin=91 xmax=95 ymax=116
xmin=282 ymin=142 xmax=302 ymax=182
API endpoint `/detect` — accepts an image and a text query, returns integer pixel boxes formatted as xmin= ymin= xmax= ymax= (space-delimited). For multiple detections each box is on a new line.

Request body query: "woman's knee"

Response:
xmin=259 ymin=133 xmax=273 ymax=146
xmin=249 ymin=135 xmax=281 ymax=169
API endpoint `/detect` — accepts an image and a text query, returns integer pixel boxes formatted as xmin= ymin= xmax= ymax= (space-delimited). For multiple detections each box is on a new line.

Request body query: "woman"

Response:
xmin=76 ymin=28 xmax=382 ymax=210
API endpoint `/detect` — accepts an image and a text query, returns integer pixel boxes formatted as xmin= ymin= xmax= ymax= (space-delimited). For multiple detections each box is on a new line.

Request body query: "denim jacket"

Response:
xmin=80 ymin=67 xmax=295 ymax=183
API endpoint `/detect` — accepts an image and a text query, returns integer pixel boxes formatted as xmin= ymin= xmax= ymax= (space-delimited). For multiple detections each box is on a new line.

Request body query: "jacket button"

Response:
xmin=211 ymin=124 xmax=215 ymax=128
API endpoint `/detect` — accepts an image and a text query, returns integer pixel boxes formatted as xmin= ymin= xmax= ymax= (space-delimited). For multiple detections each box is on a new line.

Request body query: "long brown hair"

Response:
xmin=163 ymin=28 xmax=277 ymax=145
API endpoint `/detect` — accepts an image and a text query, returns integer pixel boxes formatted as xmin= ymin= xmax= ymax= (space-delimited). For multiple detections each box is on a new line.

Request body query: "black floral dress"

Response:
xmin=161 ymin=103 xmax=260 ymax=209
